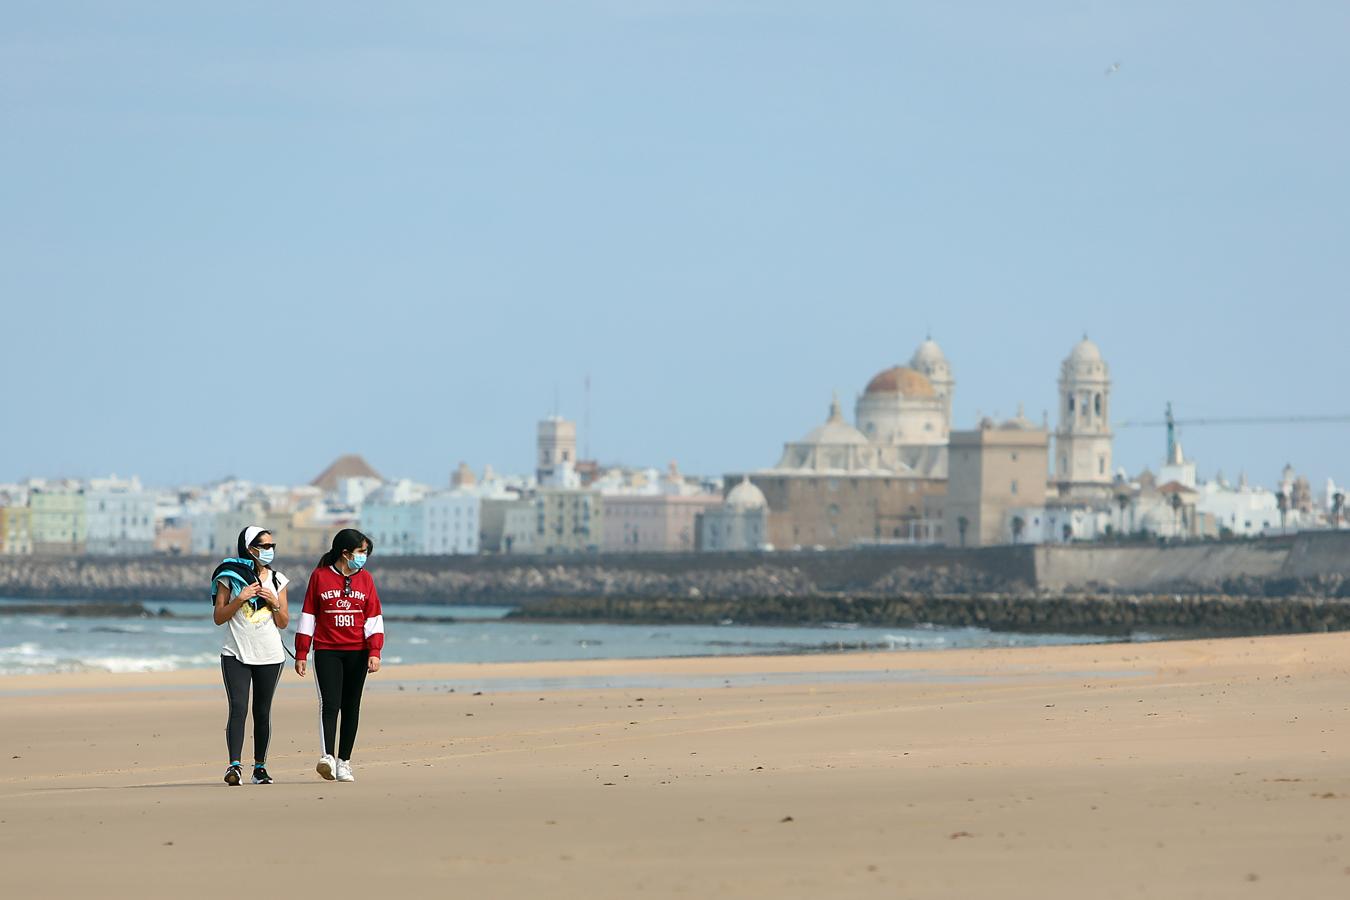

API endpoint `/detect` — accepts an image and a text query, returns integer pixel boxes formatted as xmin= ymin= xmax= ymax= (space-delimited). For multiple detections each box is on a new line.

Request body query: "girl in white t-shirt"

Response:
xmin=212 ymin=525 xmax=290 ymax=785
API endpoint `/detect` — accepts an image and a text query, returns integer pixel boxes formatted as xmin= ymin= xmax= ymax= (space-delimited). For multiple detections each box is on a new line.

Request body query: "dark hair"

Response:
xmin=237 ymin=527 xmax=272 ymax=559
xmin=318 ymin=528 xmax=373 ymax=569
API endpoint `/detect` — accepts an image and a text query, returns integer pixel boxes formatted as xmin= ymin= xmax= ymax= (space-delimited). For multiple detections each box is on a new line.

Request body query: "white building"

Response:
xmin=1005 ymin=505 xmax=1111 ymax=544
xmin=1193 ymin=474 xmax=1281 ymax=537
xmin=359 ymin=481 xmax=480 ymax=556
xmin=422 ymin=491 xmax=480 ymax=555
xmin=84 ymin=476 xmax=155 ymax=555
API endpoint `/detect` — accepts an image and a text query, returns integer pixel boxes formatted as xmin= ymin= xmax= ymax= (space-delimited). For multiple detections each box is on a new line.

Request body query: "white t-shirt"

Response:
xmin=220 ymin=570 xmax=289 ymax=665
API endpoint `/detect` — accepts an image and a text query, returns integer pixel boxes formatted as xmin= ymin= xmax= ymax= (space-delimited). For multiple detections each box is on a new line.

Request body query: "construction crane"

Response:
xmin=1117 ymin=402 xmax=1350 ymax=462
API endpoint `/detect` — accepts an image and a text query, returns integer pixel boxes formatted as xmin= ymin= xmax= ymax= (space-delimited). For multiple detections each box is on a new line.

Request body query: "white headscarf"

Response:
xmin=237 ymin=525 xmax=267 ymax=559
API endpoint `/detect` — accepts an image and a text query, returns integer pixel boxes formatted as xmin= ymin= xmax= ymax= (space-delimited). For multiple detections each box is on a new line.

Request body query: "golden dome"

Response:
xmin=863 ymin=366 xmax=936 ymax=398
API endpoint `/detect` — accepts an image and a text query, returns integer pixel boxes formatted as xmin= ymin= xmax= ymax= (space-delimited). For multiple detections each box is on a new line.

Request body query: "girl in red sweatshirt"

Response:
xmin=294 ymin=528 xmax=384 ymax=782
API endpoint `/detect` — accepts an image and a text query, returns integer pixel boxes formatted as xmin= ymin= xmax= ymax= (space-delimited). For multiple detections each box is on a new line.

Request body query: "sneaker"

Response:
xmin=251 ymin=765 xmax=273 ymax=785
xmin=223 ymin=764 xmax=242 ymax=786
xmin=316 ymin=754 xmax=336 ymax=781
xmin=335 ymin=759 xmax=355 ymax=782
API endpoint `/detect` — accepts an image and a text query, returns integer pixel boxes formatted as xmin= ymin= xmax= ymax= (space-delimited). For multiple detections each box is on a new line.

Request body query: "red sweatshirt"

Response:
xmin=294 ymin=565 xmax=385 ymax=661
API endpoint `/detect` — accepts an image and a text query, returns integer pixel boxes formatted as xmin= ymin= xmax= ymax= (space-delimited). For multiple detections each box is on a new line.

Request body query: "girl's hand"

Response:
xmin=256 ymin=585 xmax=278 ymax=608
xmin=367 ymin=656 xmax=381 ymax=674
xmin=294 ymin=659 xmax=307 ymax=677
xmin=237 ymin=583 xmax=261 ymax=603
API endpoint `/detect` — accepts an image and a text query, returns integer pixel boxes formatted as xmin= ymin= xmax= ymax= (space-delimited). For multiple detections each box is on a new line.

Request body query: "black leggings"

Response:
xmin=314 ymin=649 xmax=369 ymax=760
xmin=220 ymin=655 xmax=283 ymax=765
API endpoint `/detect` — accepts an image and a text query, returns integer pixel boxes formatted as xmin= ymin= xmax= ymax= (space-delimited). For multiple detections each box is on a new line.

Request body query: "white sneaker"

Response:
xmin=316 ymin=754 xmax=336 ymax=781
xmin=336 ymin=759 xmax=355 ymax=782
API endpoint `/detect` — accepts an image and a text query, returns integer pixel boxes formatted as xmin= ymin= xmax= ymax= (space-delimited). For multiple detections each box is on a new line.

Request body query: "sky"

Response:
xmin=2 ymin=1 xmax=1347 ymax=491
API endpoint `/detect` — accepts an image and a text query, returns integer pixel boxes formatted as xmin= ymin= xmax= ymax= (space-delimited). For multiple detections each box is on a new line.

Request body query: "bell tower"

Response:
xmin=1054 ymin=336 xmax=1113 ymax=497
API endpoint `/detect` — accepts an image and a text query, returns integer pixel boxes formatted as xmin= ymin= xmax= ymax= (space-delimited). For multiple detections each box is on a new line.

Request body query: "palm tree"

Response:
xmin=1115 ymin=492 xmax=1131 ymax=538
xmin=1169 ymin=492 xmax=1183 ymax=538
xmin=1333 ymin=491 xmax=1345 ymax=528
xmin=1011 ymin=516 xmax=1025 ymax=544
xmin=1276 ymin=490 xmax=1289 ymax=531
xmin=957 ymin=516 xmax=969 ymax=548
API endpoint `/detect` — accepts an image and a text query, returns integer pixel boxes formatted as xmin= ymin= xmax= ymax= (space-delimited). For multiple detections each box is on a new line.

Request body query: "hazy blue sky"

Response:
xmin=3 ymin=2 xmax=1347 ymax=490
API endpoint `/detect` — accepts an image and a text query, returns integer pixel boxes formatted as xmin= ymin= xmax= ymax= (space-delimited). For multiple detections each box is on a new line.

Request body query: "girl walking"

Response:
xmin=212 ymin=525 xmax=289 ymax=786
xmin=294 ymin=528 xmax=384 ymax=782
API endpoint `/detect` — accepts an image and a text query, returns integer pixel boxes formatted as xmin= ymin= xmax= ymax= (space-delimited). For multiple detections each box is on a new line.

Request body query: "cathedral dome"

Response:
xmin=800 ymin=397 xmax=871 ymax=446
xmin=726 ymin=476 xmax=768 ymax=510
xmin=863 ymin=366 xmax=936 ymax=399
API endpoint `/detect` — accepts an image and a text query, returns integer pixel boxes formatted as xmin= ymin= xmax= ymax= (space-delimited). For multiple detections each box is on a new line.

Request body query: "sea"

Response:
xmin=0 ymin=596 xmax=1158 ymax=677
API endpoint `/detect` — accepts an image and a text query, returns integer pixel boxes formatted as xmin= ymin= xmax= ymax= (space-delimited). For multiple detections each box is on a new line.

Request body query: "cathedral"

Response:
xmin=773 ymin=338 xmax=956 ymax=480
xmin=726 ymin=336 xmax=1116 ymax=549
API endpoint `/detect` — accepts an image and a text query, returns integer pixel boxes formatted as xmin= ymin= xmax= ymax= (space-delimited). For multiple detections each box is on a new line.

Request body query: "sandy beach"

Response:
xmin=2 ymin=634 xmax=1348 ymax=898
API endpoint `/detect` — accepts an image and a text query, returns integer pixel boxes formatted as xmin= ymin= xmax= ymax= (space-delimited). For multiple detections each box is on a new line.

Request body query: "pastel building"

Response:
xmin=536 ymin=488 xmax=602 ymax=554
xmin=601 ymin=493 xmax=723 ymax=554
xmin=0 ymin=505 xmax=33 ymax=555
xmin=29 ymin=485 xmax=87 ymax=555
xmin=359 ymin=480 xmax=433 ymax=556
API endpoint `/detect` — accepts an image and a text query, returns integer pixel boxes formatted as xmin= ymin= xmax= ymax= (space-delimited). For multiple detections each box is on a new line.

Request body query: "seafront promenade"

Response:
xmin=2 ymin=633 xmax=1347 ymax=898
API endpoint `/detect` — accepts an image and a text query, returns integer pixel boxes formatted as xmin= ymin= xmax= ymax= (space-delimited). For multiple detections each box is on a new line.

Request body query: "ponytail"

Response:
xmin=318 ymin=528 xmax=373 ymax=570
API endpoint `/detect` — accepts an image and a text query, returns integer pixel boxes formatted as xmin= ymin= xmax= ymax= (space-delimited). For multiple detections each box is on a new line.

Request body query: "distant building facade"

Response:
xmin=943 ymin=415 xmax=1051 ymax=548
xmin=601 ymin=494 xmax=723 ymax=554
xmin=29 ymin=486 xmax=86 ymax=555
xmin=84 ymin=477 xmax=155 ymax=555
xmin=0 ymin=505 xmax=33 ymax=555
xmin=536 ymin=488 xmax=602 ymax=554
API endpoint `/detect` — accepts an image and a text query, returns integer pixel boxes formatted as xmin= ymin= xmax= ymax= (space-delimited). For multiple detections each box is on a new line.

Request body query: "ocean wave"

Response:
xmin=85 ymin=653 xmax=219 ymax=673
xmin=0 ymin=642 xmax=220 ymax=676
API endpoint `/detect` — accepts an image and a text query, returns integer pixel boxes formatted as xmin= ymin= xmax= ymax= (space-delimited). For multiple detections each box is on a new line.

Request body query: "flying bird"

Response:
xmin=1106 ymin=61 xmax=1122 ymax=76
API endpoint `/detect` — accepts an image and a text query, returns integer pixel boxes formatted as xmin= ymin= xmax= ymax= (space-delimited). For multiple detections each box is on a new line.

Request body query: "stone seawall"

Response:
xmin=2 ymin=533 xmax=1348 ymax=606
xmin=510 ymin=593 xmax=1350 ymax=635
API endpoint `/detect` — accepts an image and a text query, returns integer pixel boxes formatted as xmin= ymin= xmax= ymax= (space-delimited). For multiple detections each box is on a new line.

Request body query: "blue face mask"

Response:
xmin=255 ymin=548 xmax=275 ymax=566
xmin=349 ymin=552 xmax=367 ymax=572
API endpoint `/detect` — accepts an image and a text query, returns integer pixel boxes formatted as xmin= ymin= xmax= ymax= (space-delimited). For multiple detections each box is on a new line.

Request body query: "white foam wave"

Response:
xmin=0 ymin=642 xmax=220 ymax=676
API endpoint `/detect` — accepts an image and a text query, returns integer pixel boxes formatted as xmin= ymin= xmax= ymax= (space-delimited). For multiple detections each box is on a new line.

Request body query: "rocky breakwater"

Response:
xmin=0 ymin=558 xmax=206 ymax=601
xmin=510 ymin=592 xmax=1350 ymax=635
xmin=367 ymin=562 xmax=821 ymax=603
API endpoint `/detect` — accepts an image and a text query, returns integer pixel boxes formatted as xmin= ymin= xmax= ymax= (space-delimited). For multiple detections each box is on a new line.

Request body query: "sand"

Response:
xmin=1 ymin=633 xmax=1348 ymax=899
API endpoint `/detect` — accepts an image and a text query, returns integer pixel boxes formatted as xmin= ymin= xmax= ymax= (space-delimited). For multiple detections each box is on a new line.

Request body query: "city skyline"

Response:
xmin=3 ymin=3 xmax=1347 ymax=488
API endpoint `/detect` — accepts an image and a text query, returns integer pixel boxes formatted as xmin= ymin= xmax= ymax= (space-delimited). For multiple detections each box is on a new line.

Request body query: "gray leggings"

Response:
xmin=220 ymin=655 xmax=283 ymax=765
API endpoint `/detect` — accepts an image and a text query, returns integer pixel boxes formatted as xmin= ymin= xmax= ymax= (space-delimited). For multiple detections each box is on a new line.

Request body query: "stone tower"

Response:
xmin=536 ymin=416 xmax=578 ymax=487
xmin=1054 ymin=336 xmax=1113 ymax=497
xmin=909 ymin=337 xmax=955 ymax=434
